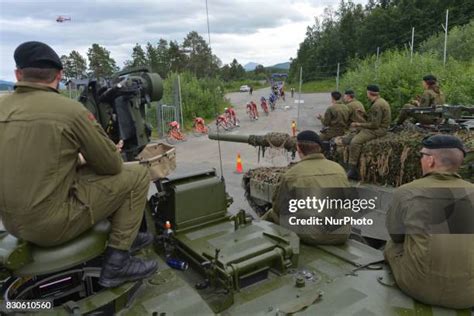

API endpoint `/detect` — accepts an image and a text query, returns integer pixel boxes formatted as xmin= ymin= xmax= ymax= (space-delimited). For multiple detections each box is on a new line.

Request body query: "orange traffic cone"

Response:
xmin=235 ymin=153 xmax=243 ymax=174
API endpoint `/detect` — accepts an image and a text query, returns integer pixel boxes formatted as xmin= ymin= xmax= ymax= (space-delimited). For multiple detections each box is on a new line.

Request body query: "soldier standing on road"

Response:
xmin=317 ymin=91 xmax=349 ymax=141
xmin=385 ymin=135 xmax=474 ymax=309
xmin=345 ymin=85 xmax=391 ymax=180
xmin=0 ymin=41 xmax=157 ymax=288
xmin=291 ymin=87 xmax=295 ymax=98
xmin=265 ymin=130 xmax=350 ymax=245
xmin=343 ymin=89 xmax=366 ymax=125
xmin=396 ymin=74 xmax=445 ymax=125
xmin=249 ymin=86 xmax=253 ymax=95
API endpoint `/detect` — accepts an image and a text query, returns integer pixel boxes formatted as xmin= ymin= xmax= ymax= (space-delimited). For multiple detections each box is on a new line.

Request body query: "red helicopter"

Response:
xmin=56 ymin=16 xmax=71 ymax=23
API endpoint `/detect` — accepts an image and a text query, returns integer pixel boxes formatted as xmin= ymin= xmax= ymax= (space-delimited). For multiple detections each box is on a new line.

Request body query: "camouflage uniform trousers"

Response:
xmin=397 ymin=103 xmax=439 ymax=125
xmin=2 ymin=164 xmax=149 ymax=251
xmin=320 ymin=128 xmax=346 ymax=141
xmin=345 ymin=129 xmax=386 ymax=165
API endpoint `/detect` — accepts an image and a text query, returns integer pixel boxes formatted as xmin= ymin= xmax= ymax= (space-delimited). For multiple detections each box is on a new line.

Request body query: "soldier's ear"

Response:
xmin=14 ymin=69 xmax=23 ymax=81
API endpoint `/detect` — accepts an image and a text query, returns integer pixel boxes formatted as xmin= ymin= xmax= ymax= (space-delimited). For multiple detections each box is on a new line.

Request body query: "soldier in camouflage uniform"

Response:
xmin=317 ymin=91 xmax=350 ymax=141
xmin=267 ymin=131 xmax=350 ymax=245
xmin=345 ymin=85 xmax=391 ymax=180
xmin=396 ymin=74 xmax=445 ymax=125
xmin=343 ymin=89 xmax=366 ymax=125
xmin=0 ymin=41 xmax=157 ymax=288
xmin=385 ymin=135 xmax=474 ymax=309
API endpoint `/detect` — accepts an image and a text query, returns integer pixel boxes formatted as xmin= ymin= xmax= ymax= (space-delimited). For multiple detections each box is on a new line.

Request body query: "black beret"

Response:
xmin=331 ymin=91 xmax=342 ymax=100
xmin=422 ymin=135 xmax=466 ymax=156
xmin=367 ymin=84 xmax=379 ymax=93
xmin=344 ymin=89 xmax=355 ymax=96
xmin=423 ymin=74 xmax=437 ymax=82
xmin=297 ymin=130 xmax=321 ymax=145
xmin=14 ymin=41 xmax=63 ymax=70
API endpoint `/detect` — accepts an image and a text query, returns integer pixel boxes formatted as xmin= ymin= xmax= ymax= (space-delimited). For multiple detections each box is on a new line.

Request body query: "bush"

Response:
xmin=146 ymin=72 xmax=231 ymax=132
xmin=341 ymin=50 xmax=474 ymax=115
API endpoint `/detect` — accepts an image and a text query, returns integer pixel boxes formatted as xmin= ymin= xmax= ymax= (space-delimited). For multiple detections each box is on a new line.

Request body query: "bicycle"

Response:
xmin=260 ymin=99 xmax=269 ymax=115
xmin=246 ymin=102 xmax=259 ymax=120
xmin=216 ymin=114 xmax=233 ymax=131
xmin=166 ymin=121 xmax=186 ymax=144
xmin=225 ymin=108 xmax=240 ymax=128
xmin=193 ymin=117 xmax=208 ymax=136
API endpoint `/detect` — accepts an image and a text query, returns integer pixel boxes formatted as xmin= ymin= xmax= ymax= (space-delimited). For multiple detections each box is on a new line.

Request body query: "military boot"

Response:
xmin=99 ymin=247 xmax=158 ymax=288
xmin=347 ymin=165 xmax=360 ymax=181
xmin=130 ymin=232 xmax=155 ymax=253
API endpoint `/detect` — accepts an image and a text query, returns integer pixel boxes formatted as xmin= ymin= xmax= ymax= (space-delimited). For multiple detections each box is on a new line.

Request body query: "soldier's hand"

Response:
xmin=116 ymin=140 xmax=124 ymax=152
xmin=316 ymin=114 xmax=322 ymax=119
xmin=351 ymin=122 xmax=360 ymax=128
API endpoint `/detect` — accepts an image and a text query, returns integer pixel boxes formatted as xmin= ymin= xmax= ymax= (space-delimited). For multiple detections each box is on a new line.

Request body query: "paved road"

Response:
xmin=165 ymin=87 xmax=331 ymax=217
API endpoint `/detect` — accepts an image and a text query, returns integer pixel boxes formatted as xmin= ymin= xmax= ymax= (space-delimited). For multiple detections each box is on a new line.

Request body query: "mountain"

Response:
xmin=270 ymin=62 xmax=290 ymax=70
xmin=243 ymin=62 xmax=259 ymax=72
xmin=0 ymin=80 xmax=14 ymax=91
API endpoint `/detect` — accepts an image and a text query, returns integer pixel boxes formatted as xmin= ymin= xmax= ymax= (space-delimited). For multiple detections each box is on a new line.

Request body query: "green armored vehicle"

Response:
xmin=0 ymin=76 xmax=472 ymax=315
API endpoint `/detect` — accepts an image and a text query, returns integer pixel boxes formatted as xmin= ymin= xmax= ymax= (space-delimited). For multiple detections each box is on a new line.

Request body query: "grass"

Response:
xmin=286 ymin=79 xmax=337 ymax=93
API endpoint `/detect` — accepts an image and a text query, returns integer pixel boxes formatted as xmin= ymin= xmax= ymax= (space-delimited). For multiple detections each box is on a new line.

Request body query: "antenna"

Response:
xmin=204 ymin=0 xmax=224 ymax=181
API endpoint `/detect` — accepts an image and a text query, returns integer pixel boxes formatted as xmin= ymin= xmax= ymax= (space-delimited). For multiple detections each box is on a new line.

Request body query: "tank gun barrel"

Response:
xmin=208 ymin=131 xmax=296 ymax=152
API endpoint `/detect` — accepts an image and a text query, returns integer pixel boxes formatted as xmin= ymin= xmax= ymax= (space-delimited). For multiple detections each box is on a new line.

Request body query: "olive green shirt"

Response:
xmin=345 ymin=99 xmax=366 ymax=123
xmin=358 ymin=97 xmax=391 ymax=130
xmin=419 ymin=87 xmax=445 ymax=108
xmin=0 ymin=82 xmax=122 ymax=217
xmin=385 ymin=172 xmax=474 ymax=307
xmin=272 ymin=153 xmax=350 ymax=245
xmin=320 ymin=100 xmax=349 ymax=129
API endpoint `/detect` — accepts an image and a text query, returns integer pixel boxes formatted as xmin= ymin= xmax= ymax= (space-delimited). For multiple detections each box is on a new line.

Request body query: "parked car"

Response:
xmin=239 ymin=85 xmax=250 ymax=92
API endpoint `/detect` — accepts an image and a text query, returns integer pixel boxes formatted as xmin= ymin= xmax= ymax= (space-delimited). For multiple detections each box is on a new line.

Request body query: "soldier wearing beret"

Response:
xmin=317 ymin=91 xmax=350 ymax=141
xmin=0 ymin=41 xmax=157 ymax=287
xmin=343 ymin=89 xmax=366 ymax=125
xmin=385 ymin=135 xmax=474 ymax=309
xmin=265 ymin=130 xmax=350 ymax=245
xmin=345 ymin=85 xmax=391 ymax=180
xmin=396 ymin=74 xmax=445 ymax=125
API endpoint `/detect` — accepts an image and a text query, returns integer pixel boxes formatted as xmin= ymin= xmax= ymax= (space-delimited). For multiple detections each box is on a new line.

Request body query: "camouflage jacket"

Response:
xmin=419 ymin=87 xmax=445 ymax=107
xmin=0 ymin=82 xmax=122 ymax=217
xmin=320 ymin=100 xmax=349 ymax=129
xmin=345 ymin=99 xmax=366 ymax=123
xmin=271 ymin=153 xmax=350 ymax=245
xmin=358 ymin=97 xmax=391 ymax=130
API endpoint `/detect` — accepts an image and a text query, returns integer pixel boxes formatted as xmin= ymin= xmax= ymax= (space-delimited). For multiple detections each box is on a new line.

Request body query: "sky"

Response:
xmin=0 ymin=0 xmax=368 ymax=82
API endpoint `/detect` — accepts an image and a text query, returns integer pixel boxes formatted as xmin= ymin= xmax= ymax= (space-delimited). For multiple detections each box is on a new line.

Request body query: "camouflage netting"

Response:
xmin=241 ymin=130 xmax=473 ymax=215
xmin=333 ymin=129 xmax=474 ymax=186
xmin=242 ymin=167 xmax=290 ymax=215
xmin=248 ymin=133 xmax=296 ymax=152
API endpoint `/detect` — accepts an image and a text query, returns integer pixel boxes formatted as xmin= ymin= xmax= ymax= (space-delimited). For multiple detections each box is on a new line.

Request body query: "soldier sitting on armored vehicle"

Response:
xmin=345 ymin=85 xmax=391 ymax=180
xmin=343 ymin=89 xmax=366 ymax=125
xmin=396 ymin=74 xmax=445 ymax=125
xmin=264 ymin=130 xmax=350 ymax=245
xmin=0 ymin=41 xmax=158 ymax=288
xmin=385 ymin=135 xmax=474 ymax=309
xmin=316 ymin=91 xmax=349 ymax=141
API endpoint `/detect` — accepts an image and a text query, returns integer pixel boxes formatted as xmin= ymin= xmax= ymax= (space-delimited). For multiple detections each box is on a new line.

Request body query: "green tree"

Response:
xmin=168 ymin=40 xmax=187 ymax=73
xmin=182 ymin=31 xmax=217 ymax=77
xmin=60 ymin=50 xmax=87 ymax=80
xmin=156 ymin=39 xmax=171 ymax=78
xmin=87 ymin=43 xmax=118 ymax=77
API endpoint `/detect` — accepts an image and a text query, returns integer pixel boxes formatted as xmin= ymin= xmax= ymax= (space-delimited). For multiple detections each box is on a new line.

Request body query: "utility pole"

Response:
xmin=410 ymin=27 xmax=415 ymax=63
xmin=205 ymin=0 xmax=211 ymax=47
xmin=297 ymin=66 xmax=302 ymax=124
xmin=442 ymin=9 xmax=449 ymax=66
xmin=336 ymin=63 xmax=340 ymax=90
